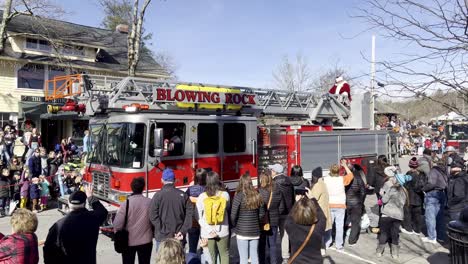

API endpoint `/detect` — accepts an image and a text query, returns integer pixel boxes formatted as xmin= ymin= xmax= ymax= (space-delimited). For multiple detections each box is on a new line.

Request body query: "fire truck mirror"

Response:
xmin=154 ymin=128 xmax=164 ymax=150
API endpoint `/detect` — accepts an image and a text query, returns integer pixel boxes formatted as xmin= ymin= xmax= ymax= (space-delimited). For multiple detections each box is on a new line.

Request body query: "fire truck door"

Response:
xmin=192 ymin=121 xmax=222 ymax=178
xmin=221 ymin=121 xmax=257 ymax=190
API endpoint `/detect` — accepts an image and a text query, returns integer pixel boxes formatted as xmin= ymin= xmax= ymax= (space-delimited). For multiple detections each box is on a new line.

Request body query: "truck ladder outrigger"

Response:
xmin=44 ymin=74 xmax=351 ymax=126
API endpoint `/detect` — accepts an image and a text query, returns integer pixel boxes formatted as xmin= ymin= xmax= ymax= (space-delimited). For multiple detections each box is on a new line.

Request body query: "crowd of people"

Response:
xmin=0 ymin=122 xmax=467 ymax=263
xmin=0 ymin=124 xmax=87 ymax=217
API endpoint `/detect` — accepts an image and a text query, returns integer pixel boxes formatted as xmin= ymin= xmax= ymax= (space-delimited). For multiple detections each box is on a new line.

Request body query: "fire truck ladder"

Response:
xmin=44 ymin=74 xmax=351 ymax=125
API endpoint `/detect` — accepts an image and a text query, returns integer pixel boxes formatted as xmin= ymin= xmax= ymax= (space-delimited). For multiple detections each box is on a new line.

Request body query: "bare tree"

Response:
xmin=356 ymin=0 xmax=468 ymax=116
xmin=153 ymin=51 xmax=178 ymax=79
xmin=127 ymin=0 xmax=152 ymax=77
xmin=273 ymin=53 xmax=313 ymax=92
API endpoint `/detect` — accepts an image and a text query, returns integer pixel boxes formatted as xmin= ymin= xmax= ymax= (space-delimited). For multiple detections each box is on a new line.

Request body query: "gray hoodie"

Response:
xmin=381 ymin=183 xmax=406 ymax=221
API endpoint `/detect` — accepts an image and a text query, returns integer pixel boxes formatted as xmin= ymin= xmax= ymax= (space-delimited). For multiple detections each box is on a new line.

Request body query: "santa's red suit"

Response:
xmin=329 ymin=77 xmax=352 ymax=103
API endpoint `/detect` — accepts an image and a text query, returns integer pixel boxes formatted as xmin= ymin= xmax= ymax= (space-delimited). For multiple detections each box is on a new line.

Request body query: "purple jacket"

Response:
xmin=20 ymin=180 xmax=30 ymax=198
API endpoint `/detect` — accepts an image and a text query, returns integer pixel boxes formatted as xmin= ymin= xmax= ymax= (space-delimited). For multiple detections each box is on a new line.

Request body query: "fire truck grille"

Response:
xmin=92 ymin=171 xmax=110 ymax=198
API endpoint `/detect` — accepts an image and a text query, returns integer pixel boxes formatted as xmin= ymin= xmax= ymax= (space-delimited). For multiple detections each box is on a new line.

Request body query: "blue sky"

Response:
xmin=64 ymin=0 xmax=398 ymax=89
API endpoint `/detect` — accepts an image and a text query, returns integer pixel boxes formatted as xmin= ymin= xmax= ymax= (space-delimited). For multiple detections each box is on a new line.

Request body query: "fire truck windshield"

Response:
xmin=446 ymin=124 xmax=468 ymax=140
xmin=88 ymin=123 xmax=146 ymax=168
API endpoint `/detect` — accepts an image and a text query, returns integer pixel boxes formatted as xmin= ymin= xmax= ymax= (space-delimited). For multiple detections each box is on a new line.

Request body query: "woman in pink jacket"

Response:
xmin=114 ymin=177 xmax=153 ymax=264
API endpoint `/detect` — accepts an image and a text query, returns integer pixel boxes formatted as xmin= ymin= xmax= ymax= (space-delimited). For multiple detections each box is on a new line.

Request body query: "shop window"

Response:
xmin=17 ymin=64 xmax=45 ymax=89
xmin=223 ymin=123 xmax=246 ymax=153
xmin=62 ymin=45 xmax=85 ymax=56
xmin=150 ymin=122 xmax=186 ymax=157
xmin=0 ymin=113 xmax=12 ymax=130
xmin=198 ymin=123 xmax=218 ymax=154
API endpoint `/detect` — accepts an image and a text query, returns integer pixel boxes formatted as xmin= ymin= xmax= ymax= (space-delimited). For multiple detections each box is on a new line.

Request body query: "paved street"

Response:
xmin=0 ymin=156 xmax=451 ymax=263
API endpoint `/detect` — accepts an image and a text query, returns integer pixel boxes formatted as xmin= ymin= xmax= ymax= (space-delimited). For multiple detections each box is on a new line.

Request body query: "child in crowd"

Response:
xmin=8 ymin=171 xmax=21 ymax=215
xmin=29 ymin=177 xmax=41 ymax=213
xmin=0 ymin=168 xmax=10 ymax=217
xmin=40 ymin=147 xmax=48 ymax=176
xmin=20 ymin=171 xmax=30 ymax=209
xmin=39 ymin=175 xmax=50 ymax=210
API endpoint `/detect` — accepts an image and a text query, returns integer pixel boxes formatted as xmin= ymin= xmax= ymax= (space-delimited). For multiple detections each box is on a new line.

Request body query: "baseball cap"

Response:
xmin=268 ymin=164 xmax=284 ymax=173
xmin=445 ymin=146 xmax=456 ymax=153
xmin=69 ymin=191 xmax=87 ymax=205
xmin=162 ymin=168 xmax=175 ymax=182
xmin=384 ymin=166 xmax=397 ymax=178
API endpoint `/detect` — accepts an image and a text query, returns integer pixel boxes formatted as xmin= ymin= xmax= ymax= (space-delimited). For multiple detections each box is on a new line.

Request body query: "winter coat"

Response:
xmin=0 ymin=176 xmax=9 ymax=198
xmin=273 ymin=174 xmax=294 ymax=215
xmin=28 ymin=156 xmax=42 ymax=178
xmin=310 ymin=178 xmax=332 ymax=231
xmin=149 ymin=183 xmax=192 ymax=242
xmin=369 ymin=165 xmax=387 ymax=195
xmin=417 ymin=154 xmax=432 ymax=176
xmin=29 ymin=183 xmax=40 ymax=200
xmin=290 ymin=176 xmax=310 ymax=195
xmin=423 ymin=165 xmax=448 ymax=192
xmin=20 ymin=180 xmax=29 ymax=198
xmin=259 ymin=186 xmax=284 ymax=227
xmin=345 ymin=173 xmax=366 ymax=207
xmin=284 ymin=198 xmax=326 ymax=264
xmin=40 ymin=180 xmax=50 ymax=196
xmin=404 ymin=170 xmax=425 ymax=206
xmin=381 ymin=184 xmax=406 ymax=221
xmin=43 ymin=196 xmax=108 ymax=264
xmin=447 ymin=172 xmax=468 ymax=214
xmin=230 ymin=192 xmax=265 ymax=237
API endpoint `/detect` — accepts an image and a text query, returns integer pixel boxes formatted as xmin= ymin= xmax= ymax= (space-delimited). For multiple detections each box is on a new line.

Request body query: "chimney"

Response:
xmin=116 ymin=24 xmax=129 ymax=34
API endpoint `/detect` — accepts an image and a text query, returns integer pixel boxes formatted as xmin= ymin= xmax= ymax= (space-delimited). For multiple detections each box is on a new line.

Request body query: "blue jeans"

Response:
xmin=237 ymin=238 xmax=259 ymax=264
xmin=259 ymin=226 xmax=278 ymax=264
xmin=326 ymin=208 xmax=345 ymax=249
xmin=425 ymin=190 xmax=446 ymax=241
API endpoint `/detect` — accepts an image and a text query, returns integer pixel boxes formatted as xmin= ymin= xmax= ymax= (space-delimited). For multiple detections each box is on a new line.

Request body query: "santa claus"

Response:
xmin=328 ymin=76 xmax=351 ymax=105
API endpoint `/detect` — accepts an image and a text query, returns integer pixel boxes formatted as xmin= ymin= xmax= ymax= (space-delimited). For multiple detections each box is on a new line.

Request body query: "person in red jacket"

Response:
xmin=329 ymin=76 xmax=352 ymax=106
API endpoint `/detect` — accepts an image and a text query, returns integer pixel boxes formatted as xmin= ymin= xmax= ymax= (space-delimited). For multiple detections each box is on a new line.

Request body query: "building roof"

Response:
xmin=0 ymin=11 xmax=168 ymax=77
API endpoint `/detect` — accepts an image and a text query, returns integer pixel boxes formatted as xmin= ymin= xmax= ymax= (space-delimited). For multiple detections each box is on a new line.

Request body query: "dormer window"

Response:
xmin=25 ymin=38 xmax=51 ymax=52
xmin=62 ymin=45 xmax=85 ymax=56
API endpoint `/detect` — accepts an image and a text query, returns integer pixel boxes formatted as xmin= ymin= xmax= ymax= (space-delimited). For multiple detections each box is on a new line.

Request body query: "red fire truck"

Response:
xmin=45 ymin=75 xmax=397 ymax=211
xmin=445 ymin=122 xmax=468 ymax=153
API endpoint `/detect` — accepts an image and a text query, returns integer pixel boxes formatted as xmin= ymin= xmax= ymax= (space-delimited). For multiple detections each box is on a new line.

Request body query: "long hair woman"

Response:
xmin=284 ymin=196 xmax=326 ymax=264
xmin=231 ymin=173 xmax=265 ymax=264
xmin=196 ymin=171 xmax=230 ymax=264
xmin=258 ymin=172 xmax=284 ymax=264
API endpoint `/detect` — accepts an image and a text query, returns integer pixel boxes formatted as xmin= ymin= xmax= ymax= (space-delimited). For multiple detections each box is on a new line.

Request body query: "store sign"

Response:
xmin=21 ymin=96 xmax=67 ymax=104
xmin=155 ymin=88 xmax=256 ymax=106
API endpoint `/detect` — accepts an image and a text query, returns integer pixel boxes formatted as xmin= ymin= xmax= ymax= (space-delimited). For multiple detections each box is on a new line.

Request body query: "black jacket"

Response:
xmin=43 ymin=196 xmax=108 ymax=264
xmin=368 ymin=164 xmax=387 ymax=196
xmin=447 ymin=172 xmax=468 ymax=214
xmin=0 ymin=176 xmax=9 ymax=198
xmin=284 ymin=198 xmax=326 ymax=264
xmin=405 ymin=170 xmax=425 ymax=206
xmin=29 ymin=156 xmax=42 ymax=178
xmin=290 ymin=176 xmax=310 ymax=194
xmin=149 ymin=183 xmax=192 ymax=241
xmin=259 ymin=187 xmax=285 ymax=227
xmin=345 ymin=174 xmax=366 ymax=206
xmin=274 ymin=174 xmax=294 ymax=215
xmin=230 ymin=192 xmax=265 ymax=237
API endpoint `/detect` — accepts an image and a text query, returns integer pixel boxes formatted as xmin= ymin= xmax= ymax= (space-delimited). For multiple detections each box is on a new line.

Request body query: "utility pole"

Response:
xmin=370 ymin=35 xmax=376 ymax=130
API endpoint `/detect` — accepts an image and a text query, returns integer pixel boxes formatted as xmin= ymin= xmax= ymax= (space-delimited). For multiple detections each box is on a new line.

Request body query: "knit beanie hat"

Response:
xmin=408 ymin=157 xmax=419 ymax=169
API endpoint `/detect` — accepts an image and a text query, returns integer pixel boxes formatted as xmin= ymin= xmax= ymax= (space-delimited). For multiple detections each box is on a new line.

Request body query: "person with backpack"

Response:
xmin=186 ymin=168 xmax=207 ymax=254
xmin=258 ymin=172 xmax=284 ymax=264
xmin=447 ymin=162 xmax=467 ymax=221
xmin=196 ymin=171 xmax=230 ymax=264
xmin=422 ymin=160 xmax=449 ymax=244
xmin=401 ymin=157 xmax=425 ymax=236
xmin=231 ymin=173 xmax=265 ymax=264
xmin=376 ymin=166 xmax=408 ymax=260
xmin=149 ymin=168 xmax=192 ymax=251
